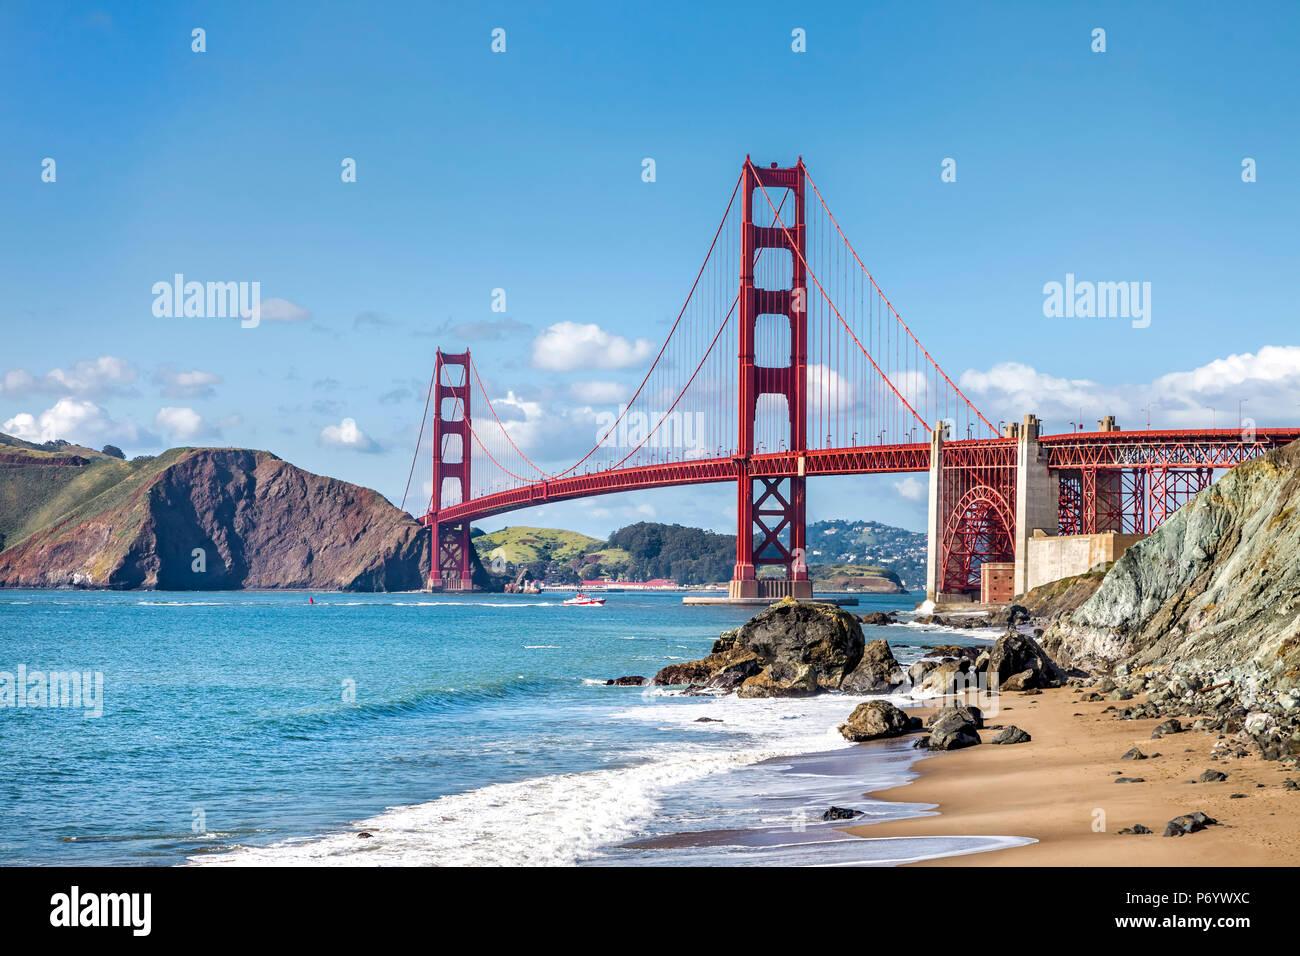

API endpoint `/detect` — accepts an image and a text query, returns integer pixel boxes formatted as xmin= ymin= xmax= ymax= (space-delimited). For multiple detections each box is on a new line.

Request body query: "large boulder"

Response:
xmin=926 ymin=704 xmax=984 ymax=729
xmin=841 ymin=638 xmax=906 ymax=693
xmin=928 ymin=710 xmax=982 ymax=750
xmin=668 ymin=598 xmax=867 ymax=697
xmin=988 ymin=630 xmax=1063 ymax=690
xmin=838 ymin=699 xmax=916 ymax=741
xmin=731 ymin=599 xmax=864 ymax=691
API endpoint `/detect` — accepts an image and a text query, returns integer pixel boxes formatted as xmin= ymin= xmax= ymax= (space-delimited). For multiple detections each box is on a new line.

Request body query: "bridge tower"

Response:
xmin=428 ymin=349 xmax=475 ymax=591
xmin=730 ymin=158 xmax=812 ymax=600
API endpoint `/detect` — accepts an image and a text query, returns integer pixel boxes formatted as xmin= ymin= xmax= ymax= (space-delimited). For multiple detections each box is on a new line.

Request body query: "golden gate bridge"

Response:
xmin=403 ymin=158 xmax=1298 ymax=601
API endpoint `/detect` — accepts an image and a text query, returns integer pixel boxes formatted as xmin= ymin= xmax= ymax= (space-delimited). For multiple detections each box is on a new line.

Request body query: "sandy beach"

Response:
xmin=848 ymin=686 xmax=1300 ymax=866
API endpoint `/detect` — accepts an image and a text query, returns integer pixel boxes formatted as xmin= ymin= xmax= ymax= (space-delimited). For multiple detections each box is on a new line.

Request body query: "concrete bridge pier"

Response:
xmin=1013 ymin=414 xmax=1059 ymax=596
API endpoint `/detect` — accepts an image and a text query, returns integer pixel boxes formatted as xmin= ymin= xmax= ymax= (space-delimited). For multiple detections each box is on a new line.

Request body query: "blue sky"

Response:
xmin=2 ymin=1 xmax=1298 ymax=536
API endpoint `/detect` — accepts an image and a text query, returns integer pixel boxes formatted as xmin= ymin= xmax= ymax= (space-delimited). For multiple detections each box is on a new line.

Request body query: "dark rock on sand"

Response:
xmin=926 ymin=704 xmax=984 ymax=730
xmin=839 ymin=699 xmax=915 ymax=741
xmin=1114 ymin=777 xmax=1146 ymax=784
xmin=991 ymin=726 xmax=1031 ymax=745
xmin=1152 ymin=718 xmax=1183 ymax=738
xmin=928 ymin=710 xmax=981 ymax=751
xmin=1197 ymin=769 xmax=1229 ymax=783
xmin=1121 ymin=747 xmax=1148 ymax=760
xmin=1117 ymin=824 xmax=1153 ymax=835
xmin=989 ymin=630 xmax=1063 ymax=690
xmin=1163 ymin=811 xmax=1216 ymax=837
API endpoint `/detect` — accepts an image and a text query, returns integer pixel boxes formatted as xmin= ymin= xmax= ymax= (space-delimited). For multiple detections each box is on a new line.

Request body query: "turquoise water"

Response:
xmin=0 ymin=590 xmax=1020 ymax=866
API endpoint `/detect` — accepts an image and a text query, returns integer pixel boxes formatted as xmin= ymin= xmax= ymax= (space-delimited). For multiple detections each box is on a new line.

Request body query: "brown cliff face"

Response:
xmin=0 ymin=447 xmax=431 ymax=591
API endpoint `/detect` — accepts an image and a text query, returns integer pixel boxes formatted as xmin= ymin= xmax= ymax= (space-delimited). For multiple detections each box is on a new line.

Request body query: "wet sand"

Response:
xmin=847 ymin=686 xmax=1300 ymax=866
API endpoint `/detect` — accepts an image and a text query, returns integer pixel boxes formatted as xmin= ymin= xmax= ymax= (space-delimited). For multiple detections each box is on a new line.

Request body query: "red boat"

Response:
xmin=563 ymin=592 xmax=606 ymax=606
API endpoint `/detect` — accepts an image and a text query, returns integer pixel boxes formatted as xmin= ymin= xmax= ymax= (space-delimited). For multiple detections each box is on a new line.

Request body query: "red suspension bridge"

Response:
xmin=405 ymin=158 xmax=1298 ymax=601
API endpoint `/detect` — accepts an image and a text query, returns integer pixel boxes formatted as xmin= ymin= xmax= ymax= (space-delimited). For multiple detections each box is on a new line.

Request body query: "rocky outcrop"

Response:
xmin=657 ymin=599 xmax=865 ymax=697
xmin=1042 ymin=440 xmax=1300 ymax=696
xmin=651 ymin=646 xmax=761 ymax=689
xmin=0 ymin=447 xmax=437 ymax=590
xmin=838 ymin=699 xmax=917 ymax=741
xmin=840 ymin=638 xmax=906 ymax=693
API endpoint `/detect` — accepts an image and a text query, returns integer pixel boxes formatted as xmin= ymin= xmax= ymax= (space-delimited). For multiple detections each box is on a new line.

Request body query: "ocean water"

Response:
xmin=0 ymin=590 xmax=1028 ymax=866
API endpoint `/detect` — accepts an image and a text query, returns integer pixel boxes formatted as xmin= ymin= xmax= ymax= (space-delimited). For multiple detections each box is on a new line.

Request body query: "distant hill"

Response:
xmin=0 ymin=433 xmax=433 ymax=590
xmin=806 ymin=519 xmax=925 ymax=590
xmin=472 ymin=519 xmax=920 ymax=591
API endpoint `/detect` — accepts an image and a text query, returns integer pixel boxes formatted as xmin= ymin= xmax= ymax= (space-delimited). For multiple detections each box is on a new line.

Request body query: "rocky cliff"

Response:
xmin=0 ymin=436 xmax=433 ymax=590
xmin=1043 ymin=440 xmax=1300 ymax=696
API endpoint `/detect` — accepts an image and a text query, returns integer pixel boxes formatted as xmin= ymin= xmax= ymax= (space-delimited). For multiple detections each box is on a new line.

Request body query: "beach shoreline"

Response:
xmin=846 ymin=686 xmax=1300 ymax=866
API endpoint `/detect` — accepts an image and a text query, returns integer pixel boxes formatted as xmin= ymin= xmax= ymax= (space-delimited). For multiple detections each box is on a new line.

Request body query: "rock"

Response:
xmin=992 ymin=726 xmax=1031 ymax=745
xmin=694 ymin=717 xmax=722 ymax=722
xmin=1283 ymin=778 xmax=1299 ymax=791
xmin=1114 ymin=777 xmax=1146 ymax=784
xmin=841 ymin=638 xmax=906 ymax=693
xmin=1110 ymin=688 xmax=1135 ymax=701
xmin=1096 ymin=677 xmax=1118 ymax=693
xmin=605 ymin=675 xmax=646 ymax=686
xmin=839 ymin=699 xmax=915 ymax=741
xmin=653 ymin=646 xmax=760 ymax=687
xmin=357 ymin=831 xmax=373 ymax=838
xmin=1117 ymin=824 xmax=1153 ymax=835
xmin=1197 ymin=769 xmax=1229 ymax=783
xmin=988 ymin=631 xmax=1063 ymax=690
xmin=857 ymin=611 xmax=898 ymax=627
xmin=926 ymin=705 xmax=984 ymax=729
xmin=1120 ymin=747 xmax=1148 ymax=760
xmin=1039 ymin=441 xmax=1300 ymax=700
xmin=986 ymin=604 xmax=1030 ymax=627
xmin=928 ymin=710 xmax=981 ymax=750
xmin=912 ymin=736 xmax=931 ymax=749
xmin=1152 ymin=718 xmax=1183 ymax=738
xmin=908 ymin=658 xmax=940 ymax=685
xmin=738 ymin=661 xmax=819 ymax=698
xmin=821 ymin=806 xmax=864 ymax=821
xmin=1229 ymin=793 xmax=1246 ymax=799
xmin=672 ymin=599 xmax=866 ymax=696
xmin=1000 ymin=669 xmax=1037 ymax=692
xmin=916 ymin=658 xmax=973 ymax=696
xmin=1162 ymin=811 xmax=1217 ymax=837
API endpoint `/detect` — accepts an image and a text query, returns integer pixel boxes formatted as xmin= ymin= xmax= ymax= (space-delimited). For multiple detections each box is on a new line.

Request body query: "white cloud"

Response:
xmin=569 ymin=380 xmax=631 ymax=404
xmin=153 ymin=364 xmax=222 ymax=398
xmin=893 ymin=476 xmax=926 ymax=502
xmin=3 ymin=398 xmax=141 ymax=445
xmin=320 ymin=417 xmax=380 ymax=452
xmin=958 ymin=345 xmax=1300 ymax=430
xmin=258 ymin=297 xmax=312 ymax=323
xmin=0 ymin=356 xmax=137 ymax=398
xmin=531 ymin=322 xmax=656 ymax=372
xmin=154 ymin=406 xmax=210 ymax=443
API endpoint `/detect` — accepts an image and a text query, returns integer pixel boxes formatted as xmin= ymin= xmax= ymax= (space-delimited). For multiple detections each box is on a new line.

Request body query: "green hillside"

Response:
xmin=0 ymin=434 xmax=136 ymax=552
xmin=473 ymin=526 xmax=608 ymax=566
